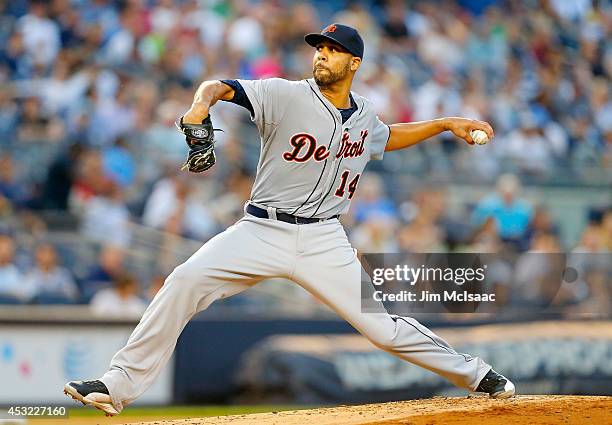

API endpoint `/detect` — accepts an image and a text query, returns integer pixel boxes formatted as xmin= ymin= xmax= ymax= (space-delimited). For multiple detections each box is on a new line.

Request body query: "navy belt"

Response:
xmin=246 ymin=204 xmax=339 ymax=225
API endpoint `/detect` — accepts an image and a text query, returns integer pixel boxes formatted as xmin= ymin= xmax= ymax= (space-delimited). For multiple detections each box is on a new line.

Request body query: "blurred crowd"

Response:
xmin=0 ymin=0 xmax=610 ymax=313
xmin=0 ymin=236 xmax=164 ymax=315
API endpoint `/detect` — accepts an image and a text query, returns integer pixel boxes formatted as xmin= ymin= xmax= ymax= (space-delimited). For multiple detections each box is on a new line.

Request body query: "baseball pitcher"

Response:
xmin=64 ymin=24 xmax=514 ymax=416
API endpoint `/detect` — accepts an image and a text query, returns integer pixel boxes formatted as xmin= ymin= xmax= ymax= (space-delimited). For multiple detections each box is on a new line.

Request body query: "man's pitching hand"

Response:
xmin=182 ymin=104 xmax=210 ymax=125
xmin=444 ymin=117 xmax=494 ymax=145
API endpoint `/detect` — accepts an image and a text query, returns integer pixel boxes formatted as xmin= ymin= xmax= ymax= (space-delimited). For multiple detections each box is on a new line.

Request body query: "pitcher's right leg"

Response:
xmin=65 ymin=216 xmax=295 ymax=414
xmin=290 ymin=220 xmax=508 ymax=396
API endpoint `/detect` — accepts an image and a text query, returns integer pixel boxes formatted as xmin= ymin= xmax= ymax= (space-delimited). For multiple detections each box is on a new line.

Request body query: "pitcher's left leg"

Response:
xmin=291 ymin=220 xmax=512 ymax=396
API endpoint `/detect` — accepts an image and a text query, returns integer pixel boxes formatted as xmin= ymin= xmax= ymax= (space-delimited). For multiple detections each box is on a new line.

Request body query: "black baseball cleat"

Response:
xmin=476 ymin=369 xmax=516 ymax=399
xmin=63 ymin=380 xmax=119 ymax=416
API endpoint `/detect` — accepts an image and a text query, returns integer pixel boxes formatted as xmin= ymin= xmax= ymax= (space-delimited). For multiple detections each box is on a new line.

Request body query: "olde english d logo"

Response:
xmin=283 ymin=133 xmax=330 ymax=162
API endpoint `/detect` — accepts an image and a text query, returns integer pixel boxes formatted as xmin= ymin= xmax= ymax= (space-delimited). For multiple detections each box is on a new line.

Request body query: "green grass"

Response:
xmin=68 ymin=405 xmax=305 ymax=418
xmin=36 ymin=405 xmax=309 ymax=425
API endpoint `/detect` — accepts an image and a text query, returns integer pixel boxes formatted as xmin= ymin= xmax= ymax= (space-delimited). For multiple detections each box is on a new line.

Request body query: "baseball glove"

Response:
xmin=175 ymin=115 xmax=221 ymax=173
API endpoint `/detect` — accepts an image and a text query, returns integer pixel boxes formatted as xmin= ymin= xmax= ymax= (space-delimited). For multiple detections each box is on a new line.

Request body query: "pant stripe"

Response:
xmin=393 ymin=316 xmax=474 ymax=363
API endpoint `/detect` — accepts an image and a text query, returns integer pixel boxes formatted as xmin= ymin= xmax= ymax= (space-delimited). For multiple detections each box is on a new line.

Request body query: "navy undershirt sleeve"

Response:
xmin=220 ymin=79 xmax=254 ymax=117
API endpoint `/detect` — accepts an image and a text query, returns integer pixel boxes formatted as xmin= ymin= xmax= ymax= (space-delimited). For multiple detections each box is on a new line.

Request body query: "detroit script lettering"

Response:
xmin=283 ymin=130 xmax=368 ymax=163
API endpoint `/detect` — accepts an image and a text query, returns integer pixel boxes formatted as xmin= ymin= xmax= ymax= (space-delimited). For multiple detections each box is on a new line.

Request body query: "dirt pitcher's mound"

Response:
xmin=126 ymin=395 xmax=610 ymax=425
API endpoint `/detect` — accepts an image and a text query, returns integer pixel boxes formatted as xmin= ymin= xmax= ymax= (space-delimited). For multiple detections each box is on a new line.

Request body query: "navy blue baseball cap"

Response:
xmin=305 ymin=23 xmax=364 ymax=59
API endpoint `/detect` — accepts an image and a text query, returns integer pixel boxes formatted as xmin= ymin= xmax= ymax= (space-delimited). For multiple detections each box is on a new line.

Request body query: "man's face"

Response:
xmin=36 ymin=245 xmax=57 ymax=268
xmin=0 ymin=237 xmax=14 ymax=265
xmin=312 ymin=41 xmax=357 ymax=86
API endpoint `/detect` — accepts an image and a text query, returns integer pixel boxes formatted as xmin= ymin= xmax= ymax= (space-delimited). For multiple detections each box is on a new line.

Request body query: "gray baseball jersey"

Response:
xmin=93 ymin=78 xmax=495 ymax=413
xmin=238 ymin=78 xmax=390 ymax=218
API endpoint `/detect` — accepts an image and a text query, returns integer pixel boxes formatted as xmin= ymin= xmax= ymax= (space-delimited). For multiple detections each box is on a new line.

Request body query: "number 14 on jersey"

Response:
xmin=335 ymin=171 xmax=361 ymax=200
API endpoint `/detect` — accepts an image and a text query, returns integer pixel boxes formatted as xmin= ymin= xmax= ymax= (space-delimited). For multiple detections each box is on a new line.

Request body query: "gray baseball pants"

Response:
xmin=100 ymin=214 xmax=491 ymax=412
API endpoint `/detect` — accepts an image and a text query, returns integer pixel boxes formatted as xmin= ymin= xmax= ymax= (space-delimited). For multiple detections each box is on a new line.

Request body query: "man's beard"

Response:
xmin=313 ymin=63 xmax=350 ymax=86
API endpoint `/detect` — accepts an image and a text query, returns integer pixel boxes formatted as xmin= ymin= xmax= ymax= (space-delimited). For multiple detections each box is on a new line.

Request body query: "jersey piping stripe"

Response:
xmin=393 ymin=316 xmax=474 ymax=362
xmin=311 ymin=156 xmax=345 ymax=218
xmin=309 ymin=99 xmax=365 ymax=218
xmin=290 ymin=80 xmax=338 ymax=216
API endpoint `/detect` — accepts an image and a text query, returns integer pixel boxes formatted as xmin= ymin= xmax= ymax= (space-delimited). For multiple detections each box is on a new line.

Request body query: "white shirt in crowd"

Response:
xmin=142 ymin=178 xmax=216 ymax=240
xmin=90 ymin=288 xmax=147 ymax=318
xmin=0 ymin=264 xmax=26 ymax=301
xmin=17 ymin=12 xmax=61 ymax=67
xmin=24 ymin=267 xmax=79 ymax=301
xmin=81 ymin=196 xmax=131 ymax=247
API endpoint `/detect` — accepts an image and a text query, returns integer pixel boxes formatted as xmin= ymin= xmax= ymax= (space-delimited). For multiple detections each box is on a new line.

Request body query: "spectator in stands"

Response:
xmin=69 ymin=149 xmax=109 ymax=213
xmin=142 ymin=173 xmax=215 ymax=240
xmin=466 ymin=217 xmax=502 ymax=253
xmin=88 ymin=85 xmax=136 ymax=147
xmin=602 ymin=208 xmax=612 ymax=251
xmin=574 ymin=215 xmax=609 ymax=254
xmin=16 ymin=97 xmax=64 ymax=144
xmin=603 ymin=123 xmax=612 ymax=170
xmin=142 ymin=99 xmax=189 ymax=167
xmin=99 ymin=4 xmax=137 ymax=67
xmin=102 ymin=138 xmax=135 ymax=188
xmin=210 ymin=167 xmax=253 ymax=229
xmin=81 ymin=180 xmax=131 ymax=247
xmin=579 ymin=224 xmax=606 ymax=253
xmin=0 ymin=235 xmax=26 ymax=302
xmin=0 ymin=89 xmax=19 ymax=144
xmin=528 ymin=231 xmax=562 ymax=253
xmin=514 ymin=231 xmax=564 ymax=306
xmin=0 ymin=155 xmax=29 ymax=208
xmin=398 ymin=212 xmax=445 ymax=253
xmin=15 ymin=0 xmax=61 ymax=71
xmin=564 ymin=269 xmax=611 ymax=318
xmin=146 ymin=274 xmax=165 ymax=302
xmin=351 ymin=174 xmax=396 ymax=224
xmin=24 ymin=243 xmax=78 ymax=303
xmin=81 ymin=245 xmax=126 ymax=302
xmin=39 ymin=143 xmax=84 ymax=211
xmin=351 ymin=216 xmax=399 ymax=252
xmin=0 ymin=194 xmax=12 ymax=219
xmin=40 ymin=56 xmax=90 ymax=117
xmin=520 ymin=206 xmax=560 ymax=251
xmin=397 ymin=189 xmax=448 ymax=252
xmin=90 ymin=272 xmax=147 ymax=318
xmin=0 ymin=0 xmax=609 ymax=314
xmin=501 ymin=110 xmax=566 ymax=177
xmin=472 ymin=174 xmax=533 ymax=244
xmin=0 ymin=31 xmax=31 ymax=81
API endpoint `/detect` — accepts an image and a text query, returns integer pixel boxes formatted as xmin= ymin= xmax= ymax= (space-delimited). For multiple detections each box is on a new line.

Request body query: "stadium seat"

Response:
xmin=33 ymin=293 xmax=76 ymax=305
xmin=79 ymin=280 xmax=112 ymax=304
xmin=0 ymin=294 xmax=23 ymax=305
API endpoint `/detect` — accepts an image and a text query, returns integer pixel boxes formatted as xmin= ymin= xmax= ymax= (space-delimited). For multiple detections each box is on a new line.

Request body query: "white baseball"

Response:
xmin=470 ymin=129 xmax=489 ymax=145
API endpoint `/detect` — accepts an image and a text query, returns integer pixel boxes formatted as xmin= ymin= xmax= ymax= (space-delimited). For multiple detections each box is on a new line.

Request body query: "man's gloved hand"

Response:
xmin=175 ymin=115 xmax=219 ymax=173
